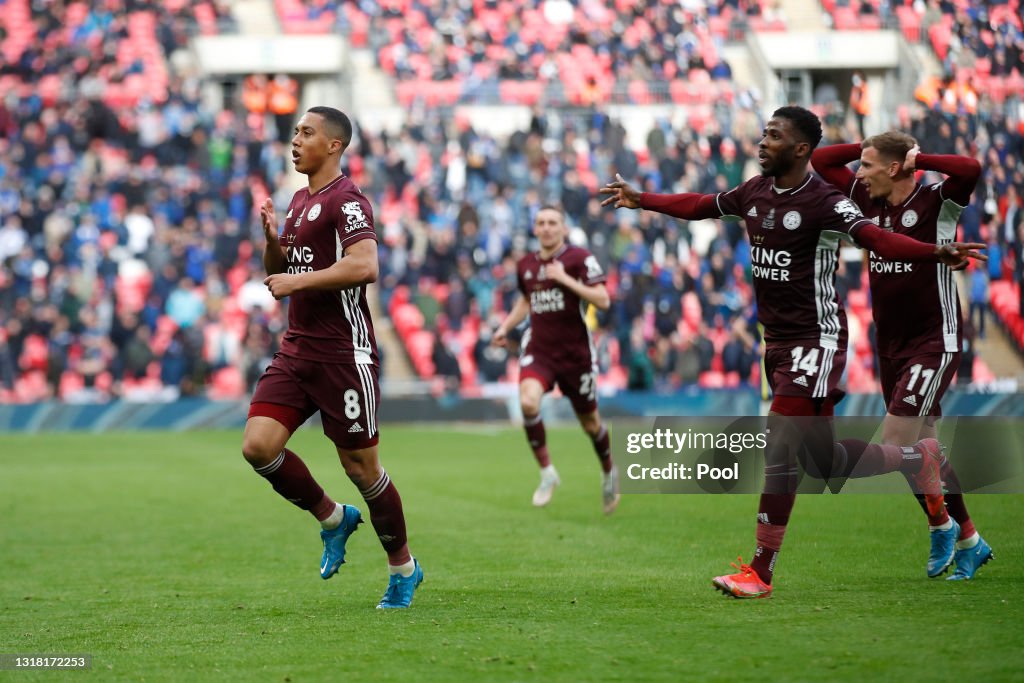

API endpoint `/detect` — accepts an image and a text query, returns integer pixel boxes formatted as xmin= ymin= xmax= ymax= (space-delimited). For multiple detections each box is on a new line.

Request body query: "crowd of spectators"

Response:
xmin=276 ymin=0 xmax=781 ymax=106
xmin=0 ymin=0 xmax=1021 ymax=404
xmin=0 ymin=0 xmax=281 ymax=402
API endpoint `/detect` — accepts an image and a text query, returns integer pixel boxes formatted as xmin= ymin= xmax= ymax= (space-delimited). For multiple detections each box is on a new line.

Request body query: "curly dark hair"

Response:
xmin=772 ymin=106 xmax=823 ymax=149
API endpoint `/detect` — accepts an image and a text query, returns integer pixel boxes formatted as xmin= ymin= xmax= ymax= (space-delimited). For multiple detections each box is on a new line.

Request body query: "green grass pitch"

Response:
xmin=1 ymin=426 xmax=1022 ymax=682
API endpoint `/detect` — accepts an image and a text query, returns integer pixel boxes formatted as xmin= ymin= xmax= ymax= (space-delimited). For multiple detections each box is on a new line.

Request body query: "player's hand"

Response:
xmin=491 ymin=328 xmax=508 ymax=348
xmin=599 ymin=173 xmax=642 ymax=209
xmin=936 ymin=242 xmax=987 ymax=271
xmin=260 ymin=197 xmax=280 ymax=245
xmin=264 ymin=273 xmax=301 ymax=299
xmin=544 ymin=259 xmax=568 ymax=284
xmin=903 ymin=144 xmax=920 ymax=173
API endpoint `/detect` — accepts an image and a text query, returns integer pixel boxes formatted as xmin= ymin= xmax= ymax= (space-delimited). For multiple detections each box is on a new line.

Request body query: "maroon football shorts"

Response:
xmin=519 ymin=357 xmax=599 ymax=415
xmin=764 ymin=339 xmax=847 ymax=405
xmin=879 ymin=351 xmax=959 ymax=418
xmin=249 ymin=353 xmax=380 ymax=450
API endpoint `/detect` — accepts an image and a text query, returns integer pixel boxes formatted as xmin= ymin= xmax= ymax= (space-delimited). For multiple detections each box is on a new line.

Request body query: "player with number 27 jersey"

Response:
xmin=517 ymin=244 xmax=606 ymax=411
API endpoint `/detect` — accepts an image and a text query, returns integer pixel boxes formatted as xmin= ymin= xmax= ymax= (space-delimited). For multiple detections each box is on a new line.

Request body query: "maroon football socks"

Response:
xmin=940 ymin=463 xmax=975 ymax=539
xmin=253 ymin=448 xmax=336 ymax=521
xmin=838 ymin=438 xmax=950 ymax=525
xmin=750 ymin=492 xmax=795 ymax=585
xmin=591 ymin=423 xmax=613 ymax=473
xmin=523 ymin=413 xmax=552 ymax=468
xmin=360 ymin=470 xmax=410 ymax=566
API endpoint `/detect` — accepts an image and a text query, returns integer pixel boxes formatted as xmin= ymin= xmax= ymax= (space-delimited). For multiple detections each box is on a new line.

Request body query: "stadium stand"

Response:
xmin=276 ymin=0 xmax=757 ymax=106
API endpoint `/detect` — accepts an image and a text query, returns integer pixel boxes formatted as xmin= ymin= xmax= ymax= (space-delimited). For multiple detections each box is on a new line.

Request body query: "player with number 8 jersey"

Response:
xmin=242 ymin=106 xmax=422 ymax=609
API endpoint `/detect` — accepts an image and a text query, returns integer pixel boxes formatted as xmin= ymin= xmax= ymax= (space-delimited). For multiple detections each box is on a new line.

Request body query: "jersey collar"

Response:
xmin=539 ymin=244 xmax=569 ymax=261
xmin=309 ymin=173 xmax=347 ymax=196
xmin=772 ymin=174 xmax=813 ymax=195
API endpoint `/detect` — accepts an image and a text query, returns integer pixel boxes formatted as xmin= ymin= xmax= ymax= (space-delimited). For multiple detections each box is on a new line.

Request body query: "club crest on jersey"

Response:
xmin=901 ymin=210 xmax=918 ymax=228
xmin=308 ymin=202 xmax=322 ymax=222
xmin=783 ymin=211 xmax=801 ymax=230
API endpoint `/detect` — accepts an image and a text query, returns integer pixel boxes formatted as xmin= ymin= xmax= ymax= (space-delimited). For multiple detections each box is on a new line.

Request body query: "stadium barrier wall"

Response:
xmin=0 ymin=389 xmax=1021 ymax=433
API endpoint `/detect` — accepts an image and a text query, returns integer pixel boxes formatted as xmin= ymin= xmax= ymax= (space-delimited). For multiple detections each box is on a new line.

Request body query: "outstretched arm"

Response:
xmin=811 ymin=143 xmax=861 ymax=194
xmin=905 ymin=148 xmax=981 ymax=206
xmin=600 ymin=173 xmax=720 ymax=220
xmin=637 ymin=191 xmax=720 ymax=220
xmin=856 ymin=223 xmax=986 ymax=269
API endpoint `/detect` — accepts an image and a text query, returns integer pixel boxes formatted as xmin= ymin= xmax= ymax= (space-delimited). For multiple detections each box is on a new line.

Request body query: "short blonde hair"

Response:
xmin=862 ymin=131 xmax=917 ymax=163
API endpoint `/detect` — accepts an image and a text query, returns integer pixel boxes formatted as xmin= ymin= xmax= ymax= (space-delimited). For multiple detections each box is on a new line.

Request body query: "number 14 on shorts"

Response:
xmin=789 ymin=346 xmax=820 ymax=375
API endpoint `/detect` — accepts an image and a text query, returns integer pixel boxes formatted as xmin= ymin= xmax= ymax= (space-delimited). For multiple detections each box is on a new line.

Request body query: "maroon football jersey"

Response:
xmin=277 ymin=174 xmax=379 ymax=365
xmin=716 ymin=174 xmax=874 ymax=349
xmin=847 ymin=179 xmax=963 ymax=358
xmin=517 ymin=244 xmax=606 ymax=366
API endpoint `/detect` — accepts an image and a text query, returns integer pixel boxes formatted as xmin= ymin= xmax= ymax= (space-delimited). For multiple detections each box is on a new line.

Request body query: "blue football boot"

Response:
xmin=320 ymin=504 xmax=363 ymax=580
xmin=377 ymin=559 xmax=424 ymax=609
xmin=947 ymin=536 xmax=994 ymax=581
xmin=927 ymin=517 xmax=959 ymax=578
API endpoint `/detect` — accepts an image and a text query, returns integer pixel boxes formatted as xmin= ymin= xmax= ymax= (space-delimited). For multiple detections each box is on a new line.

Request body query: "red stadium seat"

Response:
xmin=928 ymin=21 xmax=952 ymax=62
xmin=698 ymin=371 xmax=725 ymax=389
xmin=14 ymin=371 xmax=50 ymax=403
xmin=603 ymin=365 xmax=628 ymax=390
xmin=392 ymin=303 xmax=425 ymax=338
xmin=19 ymin=335 xmax=49 ymax=372
xmin=406 ymin=330 xmax=436 ymax=377
xmin=208 ymin=367 xmax=246 ymax=400
xmin=895 ymin=5 xmax=921 ymax=43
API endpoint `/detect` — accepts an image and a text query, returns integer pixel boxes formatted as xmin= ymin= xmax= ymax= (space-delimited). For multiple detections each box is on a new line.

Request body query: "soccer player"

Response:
xmin=599 ymin=106 xmax=985 ymax=598
xmin=492 ymin=206 xmax=620 ymax=514
xmin=812 ymin=132 xmax=993 ymax=579
xmin=241 ymin=106 xmax=423 ymax=608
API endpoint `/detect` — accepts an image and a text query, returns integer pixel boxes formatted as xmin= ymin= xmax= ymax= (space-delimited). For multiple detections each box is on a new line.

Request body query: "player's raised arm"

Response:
xmin=260 ymin=197 xmax=287 ymax=275
xmin=854 ymin=222 xmax=986 ymax=269
xmin=599 ymin=173 xmax=719 ymax=220
xmin=904 ymin=147 xmax=982 ymax=206
xmin=492 ymin=295 xmax=530 ymax=348
xmin=811 ymin=142 xmax=861 ymax=193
